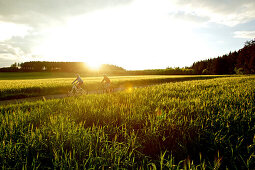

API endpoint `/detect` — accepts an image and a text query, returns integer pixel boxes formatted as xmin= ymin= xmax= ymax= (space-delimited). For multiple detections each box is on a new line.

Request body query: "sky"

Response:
xmin=0 ymin=0 xmax=255 ymax=70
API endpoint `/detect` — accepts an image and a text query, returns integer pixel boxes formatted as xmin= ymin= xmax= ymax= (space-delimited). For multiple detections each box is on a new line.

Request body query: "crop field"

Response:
xmin=0 ymin=73 xmax=224 ymax=100
xmin=0 ymin=75 xmax=254 ymax=169
xmin=0 ymin=72 xmax=76 ymax=80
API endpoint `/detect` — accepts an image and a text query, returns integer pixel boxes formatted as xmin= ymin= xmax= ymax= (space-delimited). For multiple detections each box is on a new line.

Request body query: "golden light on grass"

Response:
xmin=156 ymin=108 xmax=162 ymax=116
xmin=1 ymin=76 xmax=254 ymax=168
xmin=126 ymin=86 xmax=133 ymax=93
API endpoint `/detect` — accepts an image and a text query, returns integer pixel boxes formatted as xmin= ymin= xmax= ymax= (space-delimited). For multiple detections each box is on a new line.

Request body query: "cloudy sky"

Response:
xmin=0 ymin=0 xmax=255 ymax=70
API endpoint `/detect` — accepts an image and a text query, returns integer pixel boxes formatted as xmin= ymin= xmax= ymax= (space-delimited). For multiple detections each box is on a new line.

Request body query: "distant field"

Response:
xmin=0 ymin=72 xmax=77 ymax=80
xmin=0 ymin=73 xmax=225 ymax=100
xmin=0 ymin=76 xmax=254 ymax=169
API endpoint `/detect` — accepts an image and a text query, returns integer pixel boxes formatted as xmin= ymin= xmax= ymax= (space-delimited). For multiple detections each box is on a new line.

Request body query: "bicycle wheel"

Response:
xmin=109 ymin=86 xmax=114 ymax=93
xmin=76 ymin=88 xmax=87 ymax=95
xmin=81 ymin=88 xmax=88 ymax=95
xmin=67 ymin=90 xmax=73 ymax=97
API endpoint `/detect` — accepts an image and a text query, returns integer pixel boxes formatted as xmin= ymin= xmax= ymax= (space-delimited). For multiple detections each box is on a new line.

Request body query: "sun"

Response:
xmin=86 ymin=61 xmax=102 ymax=70
xmin=31 ymin=0 xmax=207 ymax=70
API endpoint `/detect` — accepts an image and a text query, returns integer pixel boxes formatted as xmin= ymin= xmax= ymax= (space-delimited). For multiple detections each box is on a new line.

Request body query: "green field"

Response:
xmin=0 ymin=75 xmax=254 ymax=169
xmin=0 ymin=73 xmax=224 ymax=100
xmin=0 ymin=72 xmax=78 ymax=80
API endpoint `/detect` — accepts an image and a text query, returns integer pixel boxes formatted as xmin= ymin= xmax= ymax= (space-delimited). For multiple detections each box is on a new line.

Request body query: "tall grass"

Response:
xmin=0 ymin=76 xmax=254 ymax=169
xmin=0 ymin=75 xmax=222 ymax=100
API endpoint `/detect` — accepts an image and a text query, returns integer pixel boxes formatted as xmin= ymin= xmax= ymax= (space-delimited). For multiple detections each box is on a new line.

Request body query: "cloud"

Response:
xmin=234 ymin=31 xmax=255 ymax=39
xmin=4 ymin=32 xmax=45 ymax=54
xmin=0 ymin=0 xmax=133 ymax=67
xmin=172 ymin=0 xmax=255 ymax=26
xmin=0 ymin=22 xmax=31 ymax=41
xmin=170 ymin=11 xmax=210 ymax=24
xmin=0 ymin=42 xmax=26 ymax=57
xmin=0 ymin=0 xmax=254 ymax=69
xmin=0 ymin=0 xmax=133 ymax=27
xmin=0 ymin=56 xmax=18 ymax=67
xmin=0 ymin=51 xmax=26 ymax=67
xmin=0 ymin=33 xmax=44 ymax=67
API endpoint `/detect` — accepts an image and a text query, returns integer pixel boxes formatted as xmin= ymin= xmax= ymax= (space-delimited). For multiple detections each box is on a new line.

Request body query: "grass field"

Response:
xmin=0 ymin=72 xmax=76 ymax=80
xmin=0 ymin=75 xmax=254 ymax=169
xmin=0 ymin=73 xmax=225 ymax=100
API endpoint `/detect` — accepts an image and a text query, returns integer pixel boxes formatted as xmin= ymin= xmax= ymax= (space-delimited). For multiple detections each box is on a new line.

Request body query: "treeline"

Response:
xmin=128 ymin=67 xmax=194 ymax=75
xmin=0 ymin=61 xmax=196 ymax=75
xmin=191 ymin=39 xmax=255 ymax=74
xmin=1 ymin=39 xmax=255 ymax=75
xmin=99 ymin=64 xmax=126 ymax=74
xmin=0 ymin=61 xmax=126 ymax=75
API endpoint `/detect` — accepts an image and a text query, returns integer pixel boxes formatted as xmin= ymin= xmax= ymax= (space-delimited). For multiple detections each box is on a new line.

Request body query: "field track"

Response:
xmin=0 ymin=85 xmax=147 ymax=105
xmin=0 ymin=75 xmax=225 ymax=105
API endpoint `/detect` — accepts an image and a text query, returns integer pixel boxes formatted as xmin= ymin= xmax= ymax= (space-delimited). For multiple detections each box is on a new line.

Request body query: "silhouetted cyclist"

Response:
xmin=72 ymin=74 xmax=83 ymax=88
xmin=101 ymin=74 xmax=111 ymax=92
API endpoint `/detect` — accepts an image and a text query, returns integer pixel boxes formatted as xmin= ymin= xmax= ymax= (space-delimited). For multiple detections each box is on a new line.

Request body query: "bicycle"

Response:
xmin=68 ymin=83 xmax=88 ymax=96
xmin=100 ymin=82 xmax=114 ymax=93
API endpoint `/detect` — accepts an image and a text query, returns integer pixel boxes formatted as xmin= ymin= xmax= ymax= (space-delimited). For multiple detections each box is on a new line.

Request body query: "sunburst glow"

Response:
xmin=31 ymin=0 xmax=212 ymax=70
xmin=86 ymin=61 xmax=102 ymax=70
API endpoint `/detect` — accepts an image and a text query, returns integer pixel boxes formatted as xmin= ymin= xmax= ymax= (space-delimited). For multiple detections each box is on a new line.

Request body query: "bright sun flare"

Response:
xmin=31 ymin=0 xmax=211 ymax=70
xmin=86 ymin=61 xmax=102 ymax=70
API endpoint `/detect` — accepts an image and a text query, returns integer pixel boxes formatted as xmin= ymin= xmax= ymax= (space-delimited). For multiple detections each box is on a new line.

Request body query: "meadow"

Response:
xmin=0 ymin=73 xmax=223 ymax=100
xmin=0 ymin=75 xmax=254 ymax=169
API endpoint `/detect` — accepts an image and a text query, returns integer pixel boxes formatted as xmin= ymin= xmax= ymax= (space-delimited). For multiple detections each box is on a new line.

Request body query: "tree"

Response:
xmin=11 ymin=62 xmax=18 ymax=68
xmin=244 ymin=38 xmax=255 ymax=47
xmin=191 ymin=38 xmax=255 ymax=74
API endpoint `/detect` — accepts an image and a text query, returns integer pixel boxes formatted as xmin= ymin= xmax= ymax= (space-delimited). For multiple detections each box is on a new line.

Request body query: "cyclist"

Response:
xmin=68 ymin=74 xmax=87 ymax=96
xmin=72 ymin=74 xmax=83 ymax=88
xmin=101 ymin=74 xmax=111 ymax=92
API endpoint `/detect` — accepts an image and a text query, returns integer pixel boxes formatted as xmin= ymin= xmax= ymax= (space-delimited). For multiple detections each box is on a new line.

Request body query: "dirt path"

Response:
xmin=0 ymin=86 xmax=136 ymax=105
xmin=0 ymin=76 xmax=225 ymax=106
